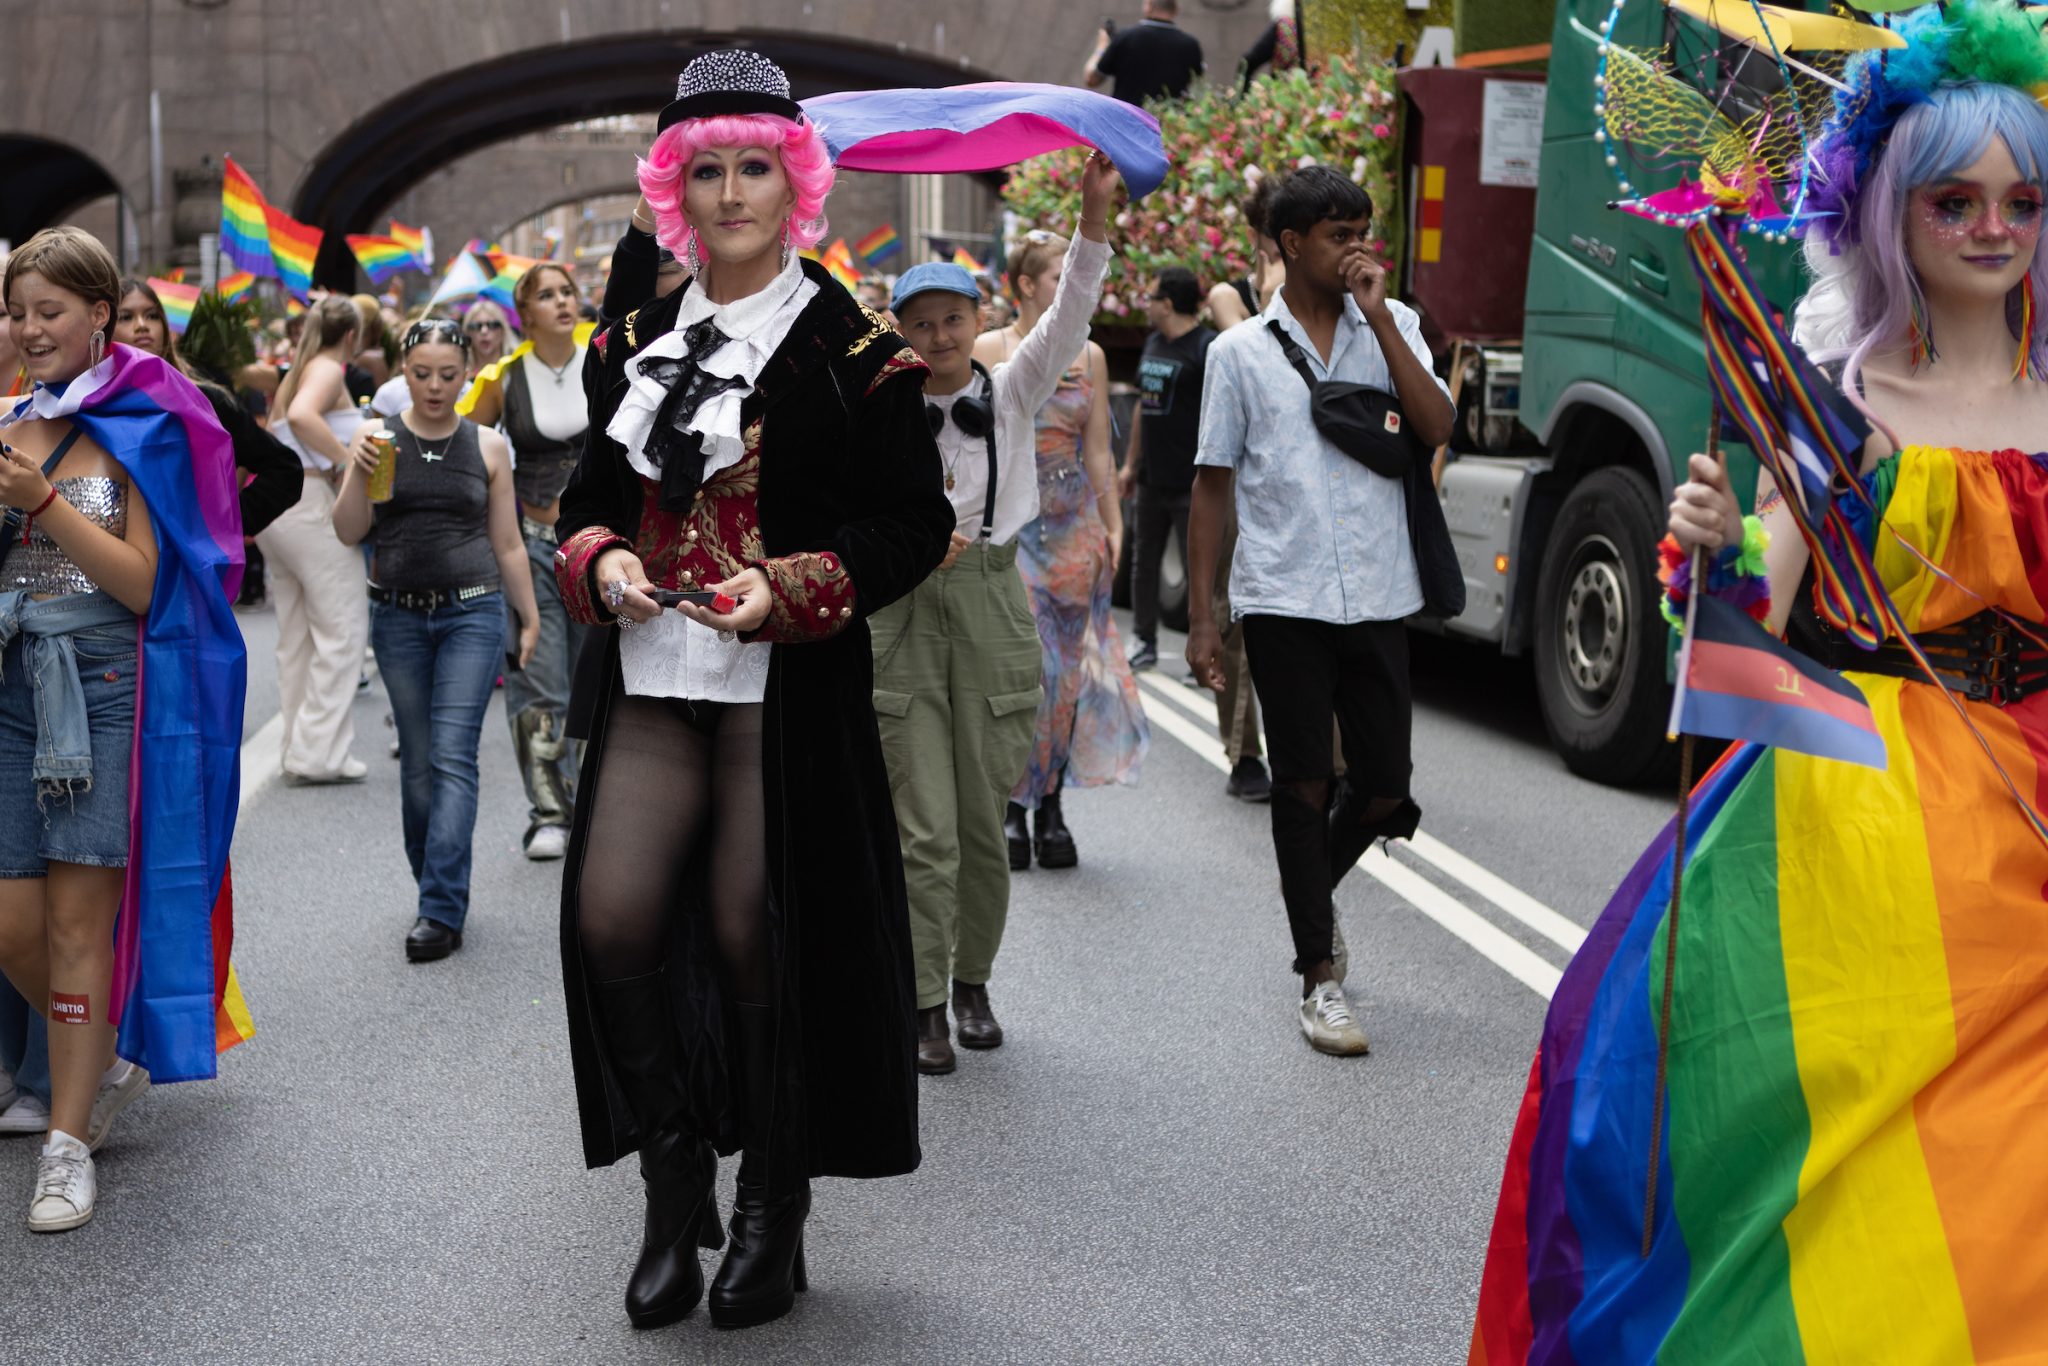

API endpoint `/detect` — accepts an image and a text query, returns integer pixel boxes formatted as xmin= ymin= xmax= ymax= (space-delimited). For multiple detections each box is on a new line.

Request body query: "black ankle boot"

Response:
xmin=594 ymin=969 xmax=723 ymax=1330
xmin=710 ymin=1002 xmax=810 ymax=1330
xmin=1328 ymin=782 xmax=1422 ymax=889
xmin=1033 ymin=789 xmax=1077 ymax=869
xmin=1005 ymin=802 xmax=1031 ymax=871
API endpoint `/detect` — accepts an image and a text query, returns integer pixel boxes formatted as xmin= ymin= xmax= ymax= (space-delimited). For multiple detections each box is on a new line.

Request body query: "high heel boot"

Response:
xmin=709 ymin=1002 xmax=811 ymax=1329
xmin=1033 ymin=787 xmax=1078 ymax=869
xmin=594 ymin=969 xmax=724 ymax=1329
xmin=1005 ymin=801 xmax=1031 ymax=871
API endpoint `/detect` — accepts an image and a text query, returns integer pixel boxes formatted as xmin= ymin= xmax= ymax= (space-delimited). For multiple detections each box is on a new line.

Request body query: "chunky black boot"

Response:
xmin=1033 ymin=788 xmax=1078 ymax=869
xmin=1005 ymin=802 xmax=1032 ymax=872
xmin=710 ymin=1002 xmax=811 ymax=1330
xmin=594 ymin=970 xmax=723 ymax=1330
xmin=1328 ymin=780 xmax=1422 ymax=890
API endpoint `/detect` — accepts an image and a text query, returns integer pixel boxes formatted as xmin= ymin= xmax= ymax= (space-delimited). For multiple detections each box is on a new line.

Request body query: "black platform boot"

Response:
xmin=1327 ymin=779 xmax=1422 ymax=890
xmin=1005 ymin=802 xmax=1031 ymax=871
xmin=709 ymin=1002 xmax=811 ymax=1330
xmin=1033 ymin=788 xmax=1078 ymax=869
xmin=594 ymin=969 xmax=725 ymax=1330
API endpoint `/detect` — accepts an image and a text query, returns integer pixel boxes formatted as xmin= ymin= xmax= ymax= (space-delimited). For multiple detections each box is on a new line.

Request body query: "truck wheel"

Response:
xmin=1533 ymin=466 xmax=1677 ymax=786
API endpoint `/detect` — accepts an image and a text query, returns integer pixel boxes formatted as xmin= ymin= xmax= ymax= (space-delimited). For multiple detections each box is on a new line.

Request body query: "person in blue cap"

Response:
xmin=876 ymin=150 xmax=1123 ymax=1076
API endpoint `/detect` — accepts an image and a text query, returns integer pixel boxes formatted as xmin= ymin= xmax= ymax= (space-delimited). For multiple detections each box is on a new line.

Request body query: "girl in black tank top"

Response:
xmin=331 ymin=324 xmax=541 ymax=962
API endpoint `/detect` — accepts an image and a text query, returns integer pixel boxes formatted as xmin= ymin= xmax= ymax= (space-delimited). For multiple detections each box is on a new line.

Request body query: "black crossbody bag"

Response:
xmin=0 ymin=426 xmax=84 ymax=579
xmin=1264 ymin=321 xmax=1465 ymax=619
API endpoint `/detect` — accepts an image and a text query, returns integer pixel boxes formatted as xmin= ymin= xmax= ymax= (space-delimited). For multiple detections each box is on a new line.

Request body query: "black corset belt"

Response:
xmin=1817 ymin=610 xmax=2048 ymax=707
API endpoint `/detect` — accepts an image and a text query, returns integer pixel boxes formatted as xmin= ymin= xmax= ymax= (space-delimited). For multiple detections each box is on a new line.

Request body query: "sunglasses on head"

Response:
xmin=464 ymin=318 xmax=505 ymax=333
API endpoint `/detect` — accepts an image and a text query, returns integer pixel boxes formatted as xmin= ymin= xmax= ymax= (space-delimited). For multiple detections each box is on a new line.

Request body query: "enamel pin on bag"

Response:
xmin=1263 ymin=321 xmax=1465 ymax=619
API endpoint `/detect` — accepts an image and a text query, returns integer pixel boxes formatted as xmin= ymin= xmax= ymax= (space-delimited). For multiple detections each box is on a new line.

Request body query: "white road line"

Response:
xmin=1136 ymin=669 xmax=1563 ymax=999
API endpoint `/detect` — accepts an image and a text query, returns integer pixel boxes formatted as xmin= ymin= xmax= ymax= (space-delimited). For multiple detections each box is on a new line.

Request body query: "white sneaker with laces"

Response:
xmin=27 ymin=1130 xmax=94 ymax=1232
xmin=525 ymin=825 xmax=569 ymax=861
xmin=1300 ymin=980 xmax=1370 ymax=1056
xmin=87 ymin=1061 xmax=149 ymax=1152
xmin=0 ymin=1091 xmax=50 ymax=1135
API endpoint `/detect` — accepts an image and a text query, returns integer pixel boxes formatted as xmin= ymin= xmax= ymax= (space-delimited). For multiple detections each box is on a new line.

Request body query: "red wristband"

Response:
xmin=20 ymin=486 xmax=57 ymax=546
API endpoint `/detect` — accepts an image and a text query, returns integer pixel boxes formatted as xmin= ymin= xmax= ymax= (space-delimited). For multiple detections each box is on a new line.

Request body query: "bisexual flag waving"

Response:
xmin=800 ymin=82 xmax=1170 ymax=198
xmin=1677 ymin=593 xmax=1885 ymax=769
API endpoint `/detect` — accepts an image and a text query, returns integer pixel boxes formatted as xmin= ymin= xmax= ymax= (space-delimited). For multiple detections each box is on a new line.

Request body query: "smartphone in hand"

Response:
xmin=649 ymin=587 xmax=738 ymax=614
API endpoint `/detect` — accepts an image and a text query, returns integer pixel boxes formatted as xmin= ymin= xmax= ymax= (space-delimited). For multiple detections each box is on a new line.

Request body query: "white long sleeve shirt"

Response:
xmin=930 ymin=233 xmax=1113 ymax=547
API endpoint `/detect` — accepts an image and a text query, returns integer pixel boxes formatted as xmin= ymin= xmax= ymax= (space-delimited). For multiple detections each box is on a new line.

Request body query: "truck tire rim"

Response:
xmin=1561 ymin=535 xmax=1627 ymax=704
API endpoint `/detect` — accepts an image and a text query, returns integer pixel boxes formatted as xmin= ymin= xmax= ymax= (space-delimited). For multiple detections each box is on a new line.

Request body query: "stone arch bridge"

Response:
xmin=4 ymin=0 xmax=1269 ymax=282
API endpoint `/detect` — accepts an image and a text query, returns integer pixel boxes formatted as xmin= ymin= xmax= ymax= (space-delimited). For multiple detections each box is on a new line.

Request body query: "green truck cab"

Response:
xmin=1428 ymin=0 xmax=1813 ymax=783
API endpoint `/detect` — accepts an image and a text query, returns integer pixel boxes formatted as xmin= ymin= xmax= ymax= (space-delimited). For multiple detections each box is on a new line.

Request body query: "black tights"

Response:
xmin=577 ymin=696 xmax=772 ymax=1006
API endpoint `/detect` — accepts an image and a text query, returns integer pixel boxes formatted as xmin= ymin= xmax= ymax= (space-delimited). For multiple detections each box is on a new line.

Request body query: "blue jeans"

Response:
xmin=370 ymin=591 xmax=506 ymax=931
xmin=0 ymin=977 xmax=49 ymax=1105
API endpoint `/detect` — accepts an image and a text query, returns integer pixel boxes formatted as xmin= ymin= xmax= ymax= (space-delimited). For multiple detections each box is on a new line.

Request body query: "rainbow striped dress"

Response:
xmin=1472 ymin=445 xmax=2048 ymax=1364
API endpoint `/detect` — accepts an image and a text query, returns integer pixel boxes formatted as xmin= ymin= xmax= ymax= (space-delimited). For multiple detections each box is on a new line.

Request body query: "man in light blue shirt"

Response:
xmin=1185 ymin=165 xmax=1454 ymax=1057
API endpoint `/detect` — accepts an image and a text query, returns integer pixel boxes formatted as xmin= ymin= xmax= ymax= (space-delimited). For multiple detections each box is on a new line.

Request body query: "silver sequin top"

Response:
xmin=11 ymin=478 xmax=126 ymax=596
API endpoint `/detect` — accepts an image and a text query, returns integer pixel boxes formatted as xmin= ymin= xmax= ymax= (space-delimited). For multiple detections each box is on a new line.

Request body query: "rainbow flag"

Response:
xmin=285 ymin=298 xmax=305 ymax=318
xmin=265 ymin=205 xmax=322 ymax=299
xmin=146 ymin=278 xmax=201 ymax=337
xmin=855 ymin=223 xmax=902 ymax=265
xmin=388 ymin=219 xmax=430 ymax=270
xmin=820 ymin=239 xmax=863 ymax=292
xmin=1470 ymin=443 xmax=2048 ymax=1364
xmin=345 ymin=233 xmax=415 ymax=284
xmin=951 ymin=246 xmax=987 ymax=275
xmin=477 ymin=269 xmax=523 ymax=318
xmin=219 ymin=155 xmax=274 ymax=278
xmin=216 ymin=271 xmax=257 ymax=304
xmin=163 ymin=267 xmax=187 ymax=285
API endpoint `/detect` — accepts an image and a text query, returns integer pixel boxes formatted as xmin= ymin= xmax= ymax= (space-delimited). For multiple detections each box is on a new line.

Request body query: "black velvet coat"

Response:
xmin=556 ymin=261 xmax=952 ymax=1175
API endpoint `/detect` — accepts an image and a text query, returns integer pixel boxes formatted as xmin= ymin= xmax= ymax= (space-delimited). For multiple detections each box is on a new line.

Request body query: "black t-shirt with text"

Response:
xmin=1135 ymin=324 xmax=1216 ymax=493
xmin=1097 ymin=20 xmax=1206 ymax=106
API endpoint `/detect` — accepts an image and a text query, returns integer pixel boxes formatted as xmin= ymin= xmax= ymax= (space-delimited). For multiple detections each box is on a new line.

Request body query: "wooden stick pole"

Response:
xmin=1643 ymin=426 xmax=1722 ymax=1258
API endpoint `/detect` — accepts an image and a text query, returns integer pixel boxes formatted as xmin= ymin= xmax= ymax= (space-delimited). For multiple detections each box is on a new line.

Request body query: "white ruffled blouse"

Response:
xmin=607 ymin=252 xmax=818 ymax=702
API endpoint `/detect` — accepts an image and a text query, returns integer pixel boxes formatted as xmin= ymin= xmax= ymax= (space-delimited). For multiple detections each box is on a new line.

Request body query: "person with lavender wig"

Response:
xmin=1470 ymin=6 xmax=2048 ymax=1357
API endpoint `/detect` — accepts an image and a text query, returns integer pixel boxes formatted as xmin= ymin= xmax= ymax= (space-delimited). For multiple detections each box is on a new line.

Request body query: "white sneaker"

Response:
xmin=87 ymin=1061 xmax=149 ymax=1152
xmin=525 ymin=825 xmax=569 ymax=861
xmin=0 ymin=1091 xmax=50 ymax=1135
xmin=1299 ymin=980 xmax=1370 ymax=1056
xmin=27 ymin=1130 xmax=93 ymax=1232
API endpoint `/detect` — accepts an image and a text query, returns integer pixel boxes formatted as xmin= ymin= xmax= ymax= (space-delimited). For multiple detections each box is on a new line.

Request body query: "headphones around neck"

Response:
xmin=925 ymin=360 xmax=994 ymax=440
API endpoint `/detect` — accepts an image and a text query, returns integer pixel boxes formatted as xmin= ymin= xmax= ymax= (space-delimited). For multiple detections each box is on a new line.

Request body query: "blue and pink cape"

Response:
xmin=4 ymin=345 xmax=251 ymax=1080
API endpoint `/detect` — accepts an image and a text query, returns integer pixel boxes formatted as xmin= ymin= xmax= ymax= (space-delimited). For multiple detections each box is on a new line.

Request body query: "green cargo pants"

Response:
xmin=871 ymin=541 xmax=1045 ymax=1011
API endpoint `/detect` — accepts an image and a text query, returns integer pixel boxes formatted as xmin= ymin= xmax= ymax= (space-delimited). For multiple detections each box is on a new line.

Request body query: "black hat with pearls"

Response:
xmin=658 ymin=50 xmax=803 ymax=131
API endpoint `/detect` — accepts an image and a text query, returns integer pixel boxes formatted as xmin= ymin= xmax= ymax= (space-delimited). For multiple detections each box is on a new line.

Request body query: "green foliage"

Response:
xmin=179 ymin=291 xmax=260 ymax=383
xmin=1000 ymin=57 xmax=1403 ymax=324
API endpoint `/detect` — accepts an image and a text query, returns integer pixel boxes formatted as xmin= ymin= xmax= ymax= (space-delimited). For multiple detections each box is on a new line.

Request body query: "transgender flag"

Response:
xmin=1676 ymin=593 xmax=1885 ymax=769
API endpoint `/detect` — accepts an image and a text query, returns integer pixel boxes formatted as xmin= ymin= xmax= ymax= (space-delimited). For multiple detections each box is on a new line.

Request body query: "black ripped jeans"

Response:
xmin=1241 ymin=615 xmax=1414 ymax=975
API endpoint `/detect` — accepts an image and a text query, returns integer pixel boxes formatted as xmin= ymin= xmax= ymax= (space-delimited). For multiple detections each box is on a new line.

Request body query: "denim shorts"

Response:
xmin=0 ymin=625 xmax=138 ymax=875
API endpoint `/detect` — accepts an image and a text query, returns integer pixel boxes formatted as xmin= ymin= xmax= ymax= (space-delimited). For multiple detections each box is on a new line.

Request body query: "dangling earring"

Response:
xmin=2016 ymin=273 xmax=2035 ymax=382
xmin=780 ymin=220 xmax=792 ymax=273
xmin=683 ymin=229 xmax=702 ymax=280
xmin=88 ymin=329 xmax=105 ymax=371
xmin=1908 ymin=292 xmax=1929 ymax=370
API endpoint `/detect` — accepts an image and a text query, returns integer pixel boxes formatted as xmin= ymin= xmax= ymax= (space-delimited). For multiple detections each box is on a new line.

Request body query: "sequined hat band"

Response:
xmin=657 ymin=49 xmax=803 ymax=131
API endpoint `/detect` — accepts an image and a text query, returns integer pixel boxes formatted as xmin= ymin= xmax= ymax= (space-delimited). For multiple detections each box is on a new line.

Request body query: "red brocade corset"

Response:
xmin=554 ymin=419 xmax=855 ymax=644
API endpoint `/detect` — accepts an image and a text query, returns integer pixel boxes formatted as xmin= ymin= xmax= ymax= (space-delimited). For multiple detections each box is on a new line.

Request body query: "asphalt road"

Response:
xmin=7 ymin=603 xmax=1669 ymax=1364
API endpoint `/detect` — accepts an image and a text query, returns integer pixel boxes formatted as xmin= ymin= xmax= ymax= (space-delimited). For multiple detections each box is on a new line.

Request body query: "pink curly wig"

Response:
xmin=637 ymin=114 xmax=834 ymax=258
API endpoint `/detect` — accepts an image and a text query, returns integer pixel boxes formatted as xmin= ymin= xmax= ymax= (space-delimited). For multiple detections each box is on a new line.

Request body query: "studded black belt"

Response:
xmin=368 ymin=581 xmax=500 ymax=613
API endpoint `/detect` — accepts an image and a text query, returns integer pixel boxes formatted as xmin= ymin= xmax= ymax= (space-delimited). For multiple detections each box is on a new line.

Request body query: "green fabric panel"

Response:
xmin=1651 ymin=749 xmax=1809 ymax=1364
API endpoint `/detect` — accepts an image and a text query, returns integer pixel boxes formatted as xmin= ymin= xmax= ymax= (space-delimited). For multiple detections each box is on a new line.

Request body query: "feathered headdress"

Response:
xmin=1805 ymin=0 xmax=2048 ymax=247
